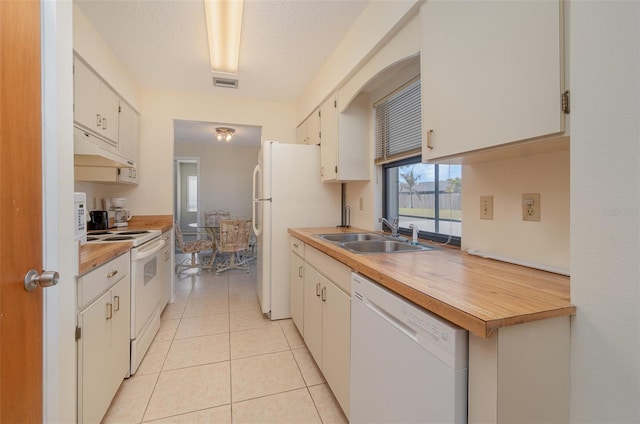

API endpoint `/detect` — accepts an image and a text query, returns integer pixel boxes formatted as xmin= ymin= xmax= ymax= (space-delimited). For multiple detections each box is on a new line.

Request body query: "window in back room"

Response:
xmin=376 ymin=78 xmax=461 ymax=245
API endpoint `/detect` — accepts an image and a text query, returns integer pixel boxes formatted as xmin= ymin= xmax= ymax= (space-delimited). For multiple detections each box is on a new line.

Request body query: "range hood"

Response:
xmin=74 ymin=126 xmax=134 ymax=168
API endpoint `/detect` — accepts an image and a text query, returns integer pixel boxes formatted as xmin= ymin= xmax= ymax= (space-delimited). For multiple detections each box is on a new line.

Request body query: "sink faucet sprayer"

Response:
xmin=379 ymin=217 xmax=400 ymax=237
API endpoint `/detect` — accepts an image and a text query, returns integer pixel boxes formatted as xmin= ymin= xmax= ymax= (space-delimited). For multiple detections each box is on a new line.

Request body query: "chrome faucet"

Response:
xmin=379 ymin=217 xmax=400 ymax=237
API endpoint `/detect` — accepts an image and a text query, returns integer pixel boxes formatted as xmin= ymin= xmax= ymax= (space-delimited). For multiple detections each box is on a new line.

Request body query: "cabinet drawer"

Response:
xmin=78 ymin=252 xmax=130 ymax=309
xmin=306 ymin=245 xmax=351 ymax=295
xmin=290 ymin=236 xmax=305 ymax=258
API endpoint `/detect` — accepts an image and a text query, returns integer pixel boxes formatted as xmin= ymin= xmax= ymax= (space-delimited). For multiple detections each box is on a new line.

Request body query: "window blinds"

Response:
xmin=375 ymin=78 xmax=422 ymax=164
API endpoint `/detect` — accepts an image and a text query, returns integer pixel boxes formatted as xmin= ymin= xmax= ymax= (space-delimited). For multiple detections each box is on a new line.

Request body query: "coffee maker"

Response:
xmin=109 ymin=197 xmax=132 ymax=227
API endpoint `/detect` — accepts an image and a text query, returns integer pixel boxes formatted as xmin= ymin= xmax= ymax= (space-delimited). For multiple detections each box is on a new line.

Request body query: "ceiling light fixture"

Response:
xmin=204 ymin=0 xmax=244 ymax=75
xmin=215 ymin=127 xmax=235 ymax=142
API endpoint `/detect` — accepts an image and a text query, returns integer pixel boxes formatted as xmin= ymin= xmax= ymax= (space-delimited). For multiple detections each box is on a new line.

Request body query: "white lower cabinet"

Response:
xmin=77 ymin=252 xmax=131 ymax=424
xmin=289 ymin=247 xmax=305 ymax=335
xmin=301 ymin=245 xmax=351 ymax=418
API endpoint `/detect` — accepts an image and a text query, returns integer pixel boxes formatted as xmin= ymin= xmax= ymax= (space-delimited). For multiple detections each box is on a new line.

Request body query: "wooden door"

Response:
xmin=0 ymin=0 xmax=43 ymax=422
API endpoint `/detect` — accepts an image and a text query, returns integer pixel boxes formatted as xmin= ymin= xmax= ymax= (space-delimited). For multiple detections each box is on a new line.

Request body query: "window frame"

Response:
xmin=382 ymin=156 xmax=462 ymax=246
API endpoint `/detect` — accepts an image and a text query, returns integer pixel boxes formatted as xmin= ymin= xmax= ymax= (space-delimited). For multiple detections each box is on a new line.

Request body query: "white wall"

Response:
xmin=123 ymin=89 xmax=295 ymax=215
xmin=461 ymin=150 xmax=570 ymax=272
xmin=297 ymin=0 xmax=420 ymax=122
xmin=73 ymin=3 xmax=141 ymax=110
xmin=43 ymin=1 xmax=76 ymax=422
xmin=570 ymin=1 xmax=640 ymax=421
xmin=174 ymin=142 xmax=260 ymax=221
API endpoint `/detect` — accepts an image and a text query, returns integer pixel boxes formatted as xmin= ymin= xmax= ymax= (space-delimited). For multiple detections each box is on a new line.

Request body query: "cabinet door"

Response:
xmin=78 ymin=290 xmax=113 ymax=424
xmin=289 ymin=252 xmax=305 ymax=335
xmin=322 ymin=281 xmax=351 ymax=417
xmin=296 ymin=121 xmax=307 ymax=145
xmin=307 ymin=108 xmax=321 ymax=145
xmin=73 ymin=57 xmax=102 ymax=134
xmin=118 ymin=101 xmax=139 ymax=165
xmin=303 ymin=263 xmax=325 ymax=366
xmin=99 ymin=83 xmax=120 ymax=144
xmin=160 ymin=233 xmax=172 ymax=308
xmin=110 ymin=277 xmax=131 ymax=388
xmin=421 ymin=0 xmax=564 ymax=161
xmin=320 ymin=94 xmax=338 ymax=181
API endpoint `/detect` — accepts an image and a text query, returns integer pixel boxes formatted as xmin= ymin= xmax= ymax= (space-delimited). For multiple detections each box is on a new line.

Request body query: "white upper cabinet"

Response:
xmin=320 ymin=92 xmax=370 ymax=182
xmin=421 ymin=0 xmax=566 ymax=162
xmin=118 ymin=101 xmax=139 ymax=166
xmin=73 ymin=56 xmax=120 ymax=150
xmin=296 ymin=109 xmax=321 ymax=145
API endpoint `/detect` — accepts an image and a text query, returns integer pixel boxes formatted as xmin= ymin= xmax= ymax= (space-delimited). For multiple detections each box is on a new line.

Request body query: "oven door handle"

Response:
xmin=132 ymin=237 xmax=167 ymax=260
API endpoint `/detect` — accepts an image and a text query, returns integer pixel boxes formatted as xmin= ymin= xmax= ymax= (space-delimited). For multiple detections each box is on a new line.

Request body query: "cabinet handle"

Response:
xmin=321 ymin=286 xmax=326 ymax=302
xmin=114 ymin=295 xmax=120 ymax=312
xmin=102 ymin=117 xmax=107 ymax=130
xmin=96 ymin=114 xmax=101 ymax=126
xmin=107 ymin=270 xmax=118 ymax=278
xmin=426 ymin=129 xmax=434 ymax=150
xmin=106 ymin=302 xmax=113 ymax=320
xmin=298 ymin=266 xmax=303 ymax=278
xmin=316 ymin=282 xmax=321 ymax=297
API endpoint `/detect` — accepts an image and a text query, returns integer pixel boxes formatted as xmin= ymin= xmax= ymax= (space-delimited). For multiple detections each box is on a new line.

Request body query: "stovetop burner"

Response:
xmin=85 ymin=229 xmax=162 ymax=247
xmin=103 ymin=236 xmax=136 ymax=241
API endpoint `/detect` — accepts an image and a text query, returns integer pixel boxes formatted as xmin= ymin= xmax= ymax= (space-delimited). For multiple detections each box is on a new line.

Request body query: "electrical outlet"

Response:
xmin=522 ymin=193 xmax=541 ymax=221
xmin=480 ymin=196 xmax=493 ymax=220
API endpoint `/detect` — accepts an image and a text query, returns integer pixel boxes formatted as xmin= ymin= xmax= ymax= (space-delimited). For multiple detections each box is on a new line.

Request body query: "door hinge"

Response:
xmin=75 ymin=326 xmax=81 ymax=341
xmin=562 ymin=90 xmax=570 ymax=114
xmin=333 ymin=100 xmax=337 ymax=108
xmin=118 ymin=105 xmax=122 ymax=113
xmin=335 ymin=165 xmax=338 ymax=173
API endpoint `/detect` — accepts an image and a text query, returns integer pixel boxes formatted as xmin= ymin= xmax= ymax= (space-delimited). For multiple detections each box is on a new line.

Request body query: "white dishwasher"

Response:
xmin=350 ymin=272 xmax=469 ymax=424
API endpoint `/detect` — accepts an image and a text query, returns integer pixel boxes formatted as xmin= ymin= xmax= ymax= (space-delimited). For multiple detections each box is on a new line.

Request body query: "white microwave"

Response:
xmin=74 ymin=192 xmax=87 ymax=245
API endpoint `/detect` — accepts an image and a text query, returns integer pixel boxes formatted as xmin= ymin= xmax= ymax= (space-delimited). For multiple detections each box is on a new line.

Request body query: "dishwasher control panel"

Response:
xmin=352 ymin=272 xmax=468 ymax=369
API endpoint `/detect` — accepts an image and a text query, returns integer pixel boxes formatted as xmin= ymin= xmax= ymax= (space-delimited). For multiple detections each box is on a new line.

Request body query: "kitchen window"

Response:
xmin=187 ymin=175 xmax=198 ymax=212
xmin=383 ymin=157 xmax=462 ymax=245
xmin=375 ymin=77 xmax=461 ymax=245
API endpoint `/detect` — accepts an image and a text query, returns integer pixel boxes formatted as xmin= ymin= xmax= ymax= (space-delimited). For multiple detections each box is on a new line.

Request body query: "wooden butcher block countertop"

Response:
xmin=78 ymin=215 xmax=173 ymax=275
xmin=289 ymin=227 xmax=575 ymax=339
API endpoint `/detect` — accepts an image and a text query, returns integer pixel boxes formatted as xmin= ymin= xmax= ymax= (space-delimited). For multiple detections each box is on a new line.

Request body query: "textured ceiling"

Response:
xmin=173 ymin=119 xmax=262 ymax=146
xmin=75 ymin=0 xmax=369 ymax=104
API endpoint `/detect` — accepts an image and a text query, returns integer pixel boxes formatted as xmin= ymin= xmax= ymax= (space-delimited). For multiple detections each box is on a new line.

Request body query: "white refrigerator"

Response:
xmin=252 ymin=141 xmax=341 ymax=320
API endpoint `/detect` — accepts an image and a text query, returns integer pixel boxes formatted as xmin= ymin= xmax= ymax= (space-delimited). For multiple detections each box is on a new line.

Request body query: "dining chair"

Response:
xmin=174 ymin=222 xmax=214 ymax=272
xmin=204 ymin=210 xmax=230 ymax=242
xmin=214 ymin=218 xmax=253 ymax=275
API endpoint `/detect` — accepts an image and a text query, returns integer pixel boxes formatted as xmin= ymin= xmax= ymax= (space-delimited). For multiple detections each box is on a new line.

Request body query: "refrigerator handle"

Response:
xmin=252 ymin=164 xmax=261 ymax=236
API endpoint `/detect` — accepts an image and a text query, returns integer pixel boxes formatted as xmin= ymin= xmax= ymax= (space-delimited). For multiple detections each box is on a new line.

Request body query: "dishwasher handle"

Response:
xmin=362 ymin=297 xmax=418 ymax=343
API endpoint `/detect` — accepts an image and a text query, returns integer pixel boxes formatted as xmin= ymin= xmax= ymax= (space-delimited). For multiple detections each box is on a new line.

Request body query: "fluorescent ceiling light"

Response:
xmin=205 ymin=0 xmax=244 ymax=75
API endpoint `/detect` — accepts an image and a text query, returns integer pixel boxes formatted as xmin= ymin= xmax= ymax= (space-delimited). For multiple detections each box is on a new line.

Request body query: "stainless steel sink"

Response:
xmin=317 ymin=233 xmax=385 ymax=243
xmin=339 ymin=240 xmax=436 ymax=254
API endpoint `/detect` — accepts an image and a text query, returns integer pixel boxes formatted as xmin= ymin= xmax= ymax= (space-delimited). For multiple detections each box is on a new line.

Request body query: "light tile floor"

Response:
xmin=103 ymin=262 xmax=348 ymax=424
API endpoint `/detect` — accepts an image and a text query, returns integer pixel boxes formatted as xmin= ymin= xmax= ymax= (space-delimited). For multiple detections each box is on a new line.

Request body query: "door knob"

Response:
xmin=24 ymin=270 xmax=59 ymax=292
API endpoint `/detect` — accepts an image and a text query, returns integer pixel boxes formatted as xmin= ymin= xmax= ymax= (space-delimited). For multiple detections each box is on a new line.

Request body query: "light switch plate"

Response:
xmin=480 ymin=196 xmax=493 ymax=220
xmin=522 ymin=193 xmax=541 ymax=221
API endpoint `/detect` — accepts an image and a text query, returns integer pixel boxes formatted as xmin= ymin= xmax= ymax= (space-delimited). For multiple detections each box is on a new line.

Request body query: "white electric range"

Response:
xmin=87 ymin=228 xmax=165 ymax=374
